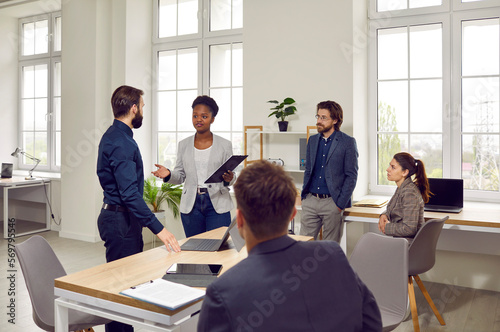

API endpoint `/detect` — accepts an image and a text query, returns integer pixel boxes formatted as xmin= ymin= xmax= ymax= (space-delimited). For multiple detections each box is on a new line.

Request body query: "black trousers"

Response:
xmin=98 ymin=209 xmax=144 ymax=332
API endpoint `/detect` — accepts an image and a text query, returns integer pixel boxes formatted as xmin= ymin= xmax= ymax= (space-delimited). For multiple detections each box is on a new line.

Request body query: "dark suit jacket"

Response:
xmin=197 ymin=236 xmax=382 ymax=332
xmin=301 ymin=131 xmax=359 ymax=210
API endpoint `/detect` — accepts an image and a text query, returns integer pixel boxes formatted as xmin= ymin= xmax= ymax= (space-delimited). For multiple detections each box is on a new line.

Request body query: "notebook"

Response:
xmin=424 ymin=178 xmax=463 ymax=213
xmin=180 ymin=217 xmax=237 ymax=251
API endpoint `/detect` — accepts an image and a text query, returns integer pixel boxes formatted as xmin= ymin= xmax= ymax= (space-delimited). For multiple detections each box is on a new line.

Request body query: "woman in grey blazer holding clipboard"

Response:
xmin=153 ymin=96 xmax=235 ymax=237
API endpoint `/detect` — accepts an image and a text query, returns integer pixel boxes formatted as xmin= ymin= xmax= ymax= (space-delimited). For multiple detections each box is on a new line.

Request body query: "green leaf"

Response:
xmin=283 ymin=97 xmax=295 ymax=105
xmin=267 ymin=100 xmax=279 ymax=104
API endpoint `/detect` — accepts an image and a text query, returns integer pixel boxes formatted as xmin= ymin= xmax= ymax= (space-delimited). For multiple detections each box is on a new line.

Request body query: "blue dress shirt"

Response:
xmin=97 ymin=119 xmax=163 ymax=234
xmin=308 ymin=132 xmax=336 ymax=195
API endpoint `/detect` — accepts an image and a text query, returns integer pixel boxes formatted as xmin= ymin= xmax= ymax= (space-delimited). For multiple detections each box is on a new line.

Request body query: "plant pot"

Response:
xmin=278 ymin=121 xmax=288 ymax=132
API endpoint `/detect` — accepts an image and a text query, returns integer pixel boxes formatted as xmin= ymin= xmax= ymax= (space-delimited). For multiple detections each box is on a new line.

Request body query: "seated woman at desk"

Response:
xmin=153 ymin=95 xmax=234 ymax=237
xmin=378 ymin=152 xmax=431 ymax=243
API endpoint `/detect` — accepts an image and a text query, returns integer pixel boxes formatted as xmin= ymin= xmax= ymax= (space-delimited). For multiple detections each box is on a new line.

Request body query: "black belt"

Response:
xmin=102 ymin=203 xmax=129 ymax=212
xmin=197 ymin=187 xmax=208 ymax=194
xmin=310 ymin=192 xmax=331 ymax=199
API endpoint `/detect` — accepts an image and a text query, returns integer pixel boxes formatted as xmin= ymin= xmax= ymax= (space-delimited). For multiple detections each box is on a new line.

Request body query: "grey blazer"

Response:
xmin=166 ymin=134 xmax=234 ymax=214
xmin=301 ymin=131 xmax=359 ymax=210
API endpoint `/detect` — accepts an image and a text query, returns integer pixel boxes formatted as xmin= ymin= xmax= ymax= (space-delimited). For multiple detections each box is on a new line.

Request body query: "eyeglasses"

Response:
xmin=315 ymin=115 xmax=331 ymax=121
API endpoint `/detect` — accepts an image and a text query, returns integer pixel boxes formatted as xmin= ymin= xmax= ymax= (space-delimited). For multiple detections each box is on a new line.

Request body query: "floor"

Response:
xmin=1 ymin=225 xmax=500 ymax=332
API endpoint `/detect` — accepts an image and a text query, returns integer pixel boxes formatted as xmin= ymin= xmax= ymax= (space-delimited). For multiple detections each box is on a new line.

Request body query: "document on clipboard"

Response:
xmin=204 ymin=155 xmax=248 ymax=184
xmin=120 ymin=278 xmax=205 ymax=311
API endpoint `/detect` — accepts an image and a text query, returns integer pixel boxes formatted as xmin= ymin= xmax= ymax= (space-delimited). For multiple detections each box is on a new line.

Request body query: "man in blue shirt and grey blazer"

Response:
xmin=300 ymin=100 xmax=359 ymax=242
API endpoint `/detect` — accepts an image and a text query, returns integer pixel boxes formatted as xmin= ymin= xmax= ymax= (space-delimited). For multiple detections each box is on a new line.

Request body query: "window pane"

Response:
xmin=158 ymin=132 xmax=177 ymax=167
xmin=462 ymin=77 xmax=500 ymax=133
xmin=34 ymin=19 xmax=48 ymax=54
xmin=410 ymin=24 xmax=442 ymax=78
xmin=177 ymin=48 xmax=197 ymax=89
xmin=23 ymin=132 xmax=35 ymax=163
xmin=210 ymin=44 xmax=231 ymax=87
xmin=178 ymin=0 xmax=198 ymax=35
xmin=158 ymin=91 xmax=177 ymax=131
xmin=211 ymin=0 xmax=231 ymax=31
xmin=34 ymin=132 xmax=48 ymax=165
xmin=54 ymin=16 xmax=62 ymax=52
xmin=410 ymin=134 xmax=443 ymax=178
xmin=410 ymin=79 xmax=442 ymax=132
xmin=54 ymin=62 xmax=61 ymax=96
xmin=462 ymin=19 xmax=499 ymax=76
xmin=54 ymin=96 xmax=61 ymax=131
xmin=55 ymin=131 xmax=61 ymax=167
xmin=159 ymin=0 xmax=177 ymax=37
xmin=34 ymin=64 xmax=48 ymax=98
xmin=409 ymin=0 xmax=442 ymax=8
xmin=378 ymin=27 xmax=408 ymax=80
xmin=22 ymin=99 xmax=35 ymax=131
xmin=34 ymin=98 xmax=47 ymax=131
xmin=232 ymin=87 xmax=243 ymax=131
xmin=232 ymin=43 xmax=243 ymax=86
xmin=462 ymin=134 xmax=499 ymax=191
xmin=210 ymin=88 xmax=231 ymax=131
xmin=158 ymin=50 xmax=177 ymax=90
xmin=231 ymin=132 xmax=244 ymax=156
xmin=23 ymin=22 xmax=35 ymax=56
xmin=377 ymin=0 xmax=406 ymax=11
xmin=233 ymin=0 xmax=243 ymax=29
xmin=378 ymin=134 xmax=409 ymax=185
xmin=378 ymin=81 xmax=409 ymax=132
xmin=23 ymin=65 xmax=35 ymax=98
xmin=177 ymin=90 xmax=198 ymax=131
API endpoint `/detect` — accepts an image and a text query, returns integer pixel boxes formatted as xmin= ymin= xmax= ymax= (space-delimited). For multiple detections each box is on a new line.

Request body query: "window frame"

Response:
xmin=369 ymin=1 xmax=500 ymax=201
xmin=152 ymin=0 xmax=243 ymax=165
xmin=18 ymin=12 xmax=61 ymax=173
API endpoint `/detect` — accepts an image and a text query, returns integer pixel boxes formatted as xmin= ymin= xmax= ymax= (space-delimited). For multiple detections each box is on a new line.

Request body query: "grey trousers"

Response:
xmin=299 ymin=193 xmax=344 ymax=242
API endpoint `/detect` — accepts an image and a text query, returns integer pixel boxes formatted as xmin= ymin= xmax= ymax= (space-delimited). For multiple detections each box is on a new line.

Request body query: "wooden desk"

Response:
xmin=1 ymin=177 xmax=51 ymax=238
xmin=54 ymin=228 xmax=313 ymax=332
xmin=344 ymin=203 xmax=500 ymax=229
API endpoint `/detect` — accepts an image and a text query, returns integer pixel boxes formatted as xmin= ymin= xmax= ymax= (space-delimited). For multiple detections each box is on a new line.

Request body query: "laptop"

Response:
xmin=180 ymin=217 xmax=237 ymax=251
xmin=228 ymin=221 xmax=245 ymax=252
xmin=424 ymin=178 xmax=463 ymax=213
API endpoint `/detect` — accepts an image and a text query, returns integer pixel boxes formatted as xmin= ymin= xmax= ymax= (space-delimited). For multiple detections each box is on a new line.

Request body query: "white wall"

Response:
xmin=0 ymin=14 xmax=19 ymax=168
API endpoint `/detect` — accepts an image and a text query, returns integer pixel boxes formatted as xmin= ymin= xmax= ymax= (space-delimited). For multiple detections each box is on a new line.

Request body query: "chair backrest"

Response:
xmin=350 ymin=232 xmax=409 ymax=327
xmin=15 ymin=235 xmax=67 ymax=331
xmin=408 ymin=216 xmax=448 ymax=276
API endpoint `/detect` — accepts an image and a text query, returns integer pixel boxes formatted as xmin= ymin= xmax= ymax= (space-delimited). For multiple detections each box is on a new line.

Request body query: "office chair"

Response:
xmin=15 ymin=235 xmax=110 ymax=332
xmin=350 ymin=232 xmax=409 ymax=331
xmin=408 ymin=216 xmax=449 ymax=332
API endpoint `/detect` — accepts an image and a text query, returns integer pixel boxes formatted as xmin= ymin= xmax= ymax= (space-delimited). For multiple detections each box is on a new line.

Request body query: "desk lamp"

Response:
xmin=11 ymin=147 xmax=41 ymax=180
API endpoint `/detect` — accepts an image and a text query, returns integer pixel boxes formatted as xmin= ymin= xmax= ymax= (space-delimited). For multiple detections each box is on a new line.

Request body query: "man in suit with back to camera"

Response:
xmin=197 ymin=160 xmax=381 ymax=332
xmin=300 ymin=100 xmax=359 ymax=242
xmin=97 ymin=85 xmax=181 ymax=332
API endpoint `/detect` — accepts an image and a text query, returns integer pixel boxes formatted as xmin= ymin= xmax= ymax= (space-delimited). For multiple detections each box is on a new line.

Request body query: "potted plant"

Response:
xmin=143 ymin=176 xmax=182 ymax=217
xmin=267 ymin=97 xmax=298 ymax=132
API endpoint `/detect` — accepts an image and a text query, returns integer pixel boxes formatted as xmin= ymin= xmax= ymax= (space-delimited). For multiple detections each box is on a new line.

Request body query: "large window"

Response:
xmin=370 ymin=0 xmax=500 ymax=200
xmin=19 ymin=13 xmax=61 ymax=172
xmin=153 ymin=0 xmax=243 ymax=169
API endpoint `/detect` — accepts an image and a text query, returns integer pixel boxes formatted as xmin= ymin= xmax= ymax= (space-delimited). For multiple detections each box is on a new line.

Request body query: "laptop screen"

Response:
xmin=426 ymin=178 xmax=464 ymax=208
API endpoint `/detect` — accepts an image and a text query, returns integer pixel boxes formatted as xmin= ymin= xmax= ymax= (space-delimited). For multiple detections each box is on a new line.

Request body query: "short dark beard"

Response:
xmin=132 ymin=112 xmax=143 ymax=129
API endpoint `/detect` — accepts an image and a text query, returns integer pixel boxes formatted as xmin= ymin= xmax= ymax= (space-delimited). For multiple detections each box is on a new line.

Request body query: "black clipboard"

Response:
xmin=204 ymin=155 xmax=248 ymax=183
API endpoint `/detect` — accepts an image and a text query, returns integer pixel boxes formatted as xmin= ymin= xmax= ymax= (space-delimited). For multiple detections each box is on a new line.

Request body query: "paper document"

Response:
xmin=352 ymin=199 xmax=388 ymax=208
xmin=120 ymin=278 xmax=205 ymax=310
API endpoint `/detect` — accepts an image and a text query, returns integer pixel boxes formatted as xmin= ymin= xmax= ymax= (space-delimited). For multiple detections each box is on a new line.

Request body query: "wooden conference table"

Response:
xmin=54 ymin=228 xmax=313 ymax=332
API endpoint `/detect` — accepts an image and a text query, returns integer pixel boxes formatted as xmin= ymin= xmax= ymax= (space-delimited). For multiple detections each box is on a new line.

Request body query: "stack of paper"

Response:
xmin=121 ymin=278 xmax=205 ymax=310
xmin=352 ymin=199 xmax=388 ymax=208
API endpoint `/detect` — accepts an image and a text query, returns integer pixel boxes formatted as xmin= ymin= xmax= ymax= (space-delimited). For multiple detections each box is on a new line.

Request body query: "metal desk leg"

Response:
xmin=55 ymin=298 xmax=69 ymax=332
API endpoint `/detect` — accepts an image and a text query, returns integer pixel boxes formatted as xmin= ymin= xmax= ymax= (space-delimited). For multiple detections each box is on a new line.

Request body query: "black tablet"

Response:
xmin=166 ymin=263 xmax=223 ymax=276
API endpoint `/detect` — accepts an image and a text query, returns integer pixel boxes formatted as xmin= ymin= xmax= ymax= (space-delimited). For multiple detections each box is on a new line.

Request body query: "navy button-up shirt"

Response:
xmin=309 ymin=132 xmax=336 ymax=195
xmin=97 ymin=119 xmax=163 ymax=234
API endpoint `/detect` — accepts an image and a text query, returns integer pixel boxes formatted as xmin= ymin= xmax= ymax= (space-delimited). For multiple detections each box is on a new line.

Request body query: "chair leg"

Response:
xmin=413 ymin=275 xmax=446 ymax=326
xmin=408 ymin=276 xmax=420 ymax=332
